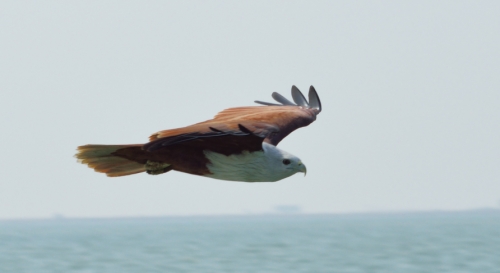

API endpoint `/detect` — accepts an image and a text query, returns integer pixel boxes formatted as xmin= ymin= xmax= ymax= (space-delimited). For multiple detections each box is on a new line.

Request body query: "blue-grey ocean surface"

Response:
xmin=1 ymin=211 xmax=499 ymax=273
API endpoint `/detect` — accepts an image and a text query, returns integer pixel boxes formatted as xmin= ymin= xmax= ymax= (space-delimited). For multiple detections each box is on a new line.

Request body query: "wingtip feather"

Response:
xmin=272 ymin=92 xmax=295 ymax=106
xmin=291 ymin=86 xmax=309 ymax=106
xmin=308 ymin=85 xmax=322 ymax=113
xmin=254 ymin=85 xmax=322 ymax=115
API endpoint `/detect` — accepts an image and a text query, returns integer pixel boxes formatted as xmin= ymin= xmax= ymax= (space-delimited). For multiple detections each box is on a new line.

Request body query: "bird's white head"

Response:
xmin=261 ymin=142 xmax=307 ymax=181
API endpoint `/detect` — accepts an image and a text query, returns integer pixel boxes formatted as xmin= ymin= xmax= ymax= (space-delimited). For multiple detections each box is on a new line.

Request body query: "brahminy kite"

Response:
xmin=76 ymin=85 xmax=322 ymax=182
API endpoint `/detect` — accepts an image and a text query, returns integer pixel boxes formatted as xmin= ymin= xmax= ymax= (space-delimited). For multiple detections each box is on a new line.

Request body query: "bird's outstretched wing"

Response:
xmin=144 ymin=86 xmax=321 ymax=153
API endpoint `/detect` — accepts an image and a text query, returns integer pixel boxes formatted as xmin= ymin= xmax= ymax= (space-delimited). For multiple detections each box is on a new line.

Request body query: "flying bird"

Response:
xmin=76 ymin=85 xmax=322 ymax=182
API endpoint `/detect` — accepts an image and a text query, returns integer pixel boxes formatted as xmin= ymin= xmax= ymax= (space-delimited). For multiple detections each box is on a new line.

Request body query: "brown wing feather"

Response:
xmin=148 ymin=105 xmax=318 ymax=150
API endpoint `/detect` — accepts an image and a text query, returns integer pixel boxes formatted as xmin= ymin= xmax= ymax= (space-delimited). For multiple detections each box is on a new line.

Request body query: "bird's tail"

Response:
xmin=75 ymin=144 xmax=146 ymax=177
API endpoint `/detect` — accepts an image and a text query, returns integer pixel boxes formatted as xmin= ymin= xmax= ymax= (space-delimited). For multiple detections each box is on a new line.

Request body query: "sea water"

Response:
xmin=1 ymin=211 xmax=499 ymax=273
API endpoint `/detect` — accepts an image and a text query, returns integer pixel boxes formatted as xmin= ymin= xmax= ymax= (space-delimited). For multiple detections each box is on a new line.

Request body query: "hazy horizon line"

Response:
xmin=2 ymin=207 xmax=499 ymax=222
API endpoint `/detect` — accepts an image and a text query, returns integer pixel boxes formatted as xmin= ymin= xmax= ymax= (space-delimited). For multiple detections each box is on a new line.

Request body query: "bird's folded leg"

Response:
xmin=145 ymin=160 xmax=172 ymax=175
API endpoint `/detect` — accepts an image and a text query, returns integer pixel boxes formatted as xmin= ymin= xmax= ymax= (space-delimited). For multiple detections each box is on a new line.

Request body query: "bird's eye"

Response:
xmin=282 ymin=159 xmax=291 ymax=165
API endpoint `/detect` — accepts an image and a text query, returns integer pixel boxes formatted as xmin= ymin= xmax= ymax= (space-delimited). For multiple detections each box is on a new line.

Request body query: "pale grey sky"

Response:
xmin=1 ymin=1 xmax=499 ymax=219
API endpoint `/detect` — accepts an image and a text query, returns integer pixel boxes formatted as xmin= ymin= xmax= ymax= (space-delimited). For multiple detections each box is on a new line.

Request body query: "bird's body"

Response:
xmin=76 ymin=86 xmax=321 ymax=182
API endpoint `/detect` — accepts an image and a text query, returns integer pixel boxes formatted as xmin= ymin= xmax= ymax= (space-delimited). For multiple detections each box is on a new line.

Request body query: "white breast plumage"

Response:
xmin=203 ymin=142 xmax=301 ymax=182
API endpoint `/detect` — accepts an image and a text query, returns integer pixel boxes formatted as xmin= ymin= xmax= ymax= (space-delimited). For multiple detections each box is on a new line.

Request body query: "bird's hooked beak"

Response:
xmin=298 ymin=162 xmax=307 ymax=176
